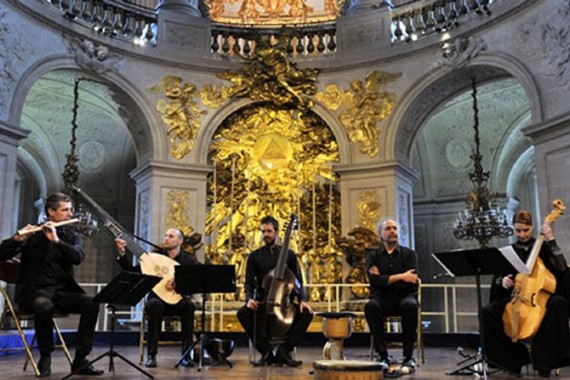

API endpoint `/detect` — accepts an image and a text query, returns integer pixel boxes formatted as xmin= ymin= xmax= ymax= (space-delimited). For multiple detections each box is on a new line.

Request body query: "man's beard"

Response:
xmin=264 ymin=236 xmax=275 ymax=246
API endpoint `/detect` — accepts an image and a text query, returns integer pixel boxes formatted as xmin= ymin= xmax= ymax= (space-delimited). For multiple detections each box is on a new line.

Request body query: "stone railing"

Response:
xmin=390 ymin=0 xmax=494 ymax=43
xmin=39 ymin=0 xmax=503 ymax=56
xmin=211 ymin=24 xmax=338 ymax=58
xmin=42 ymin=0 xmax=158 ymax=43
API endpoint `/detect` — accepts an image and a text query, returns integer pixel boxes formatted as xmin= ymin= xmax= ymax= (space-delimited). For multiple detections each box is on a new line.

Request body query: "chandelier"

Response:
xmin=453 ymin=77 xmax=513 ymax=247
xmin=61 ymin=77 xmax=101 ymax=236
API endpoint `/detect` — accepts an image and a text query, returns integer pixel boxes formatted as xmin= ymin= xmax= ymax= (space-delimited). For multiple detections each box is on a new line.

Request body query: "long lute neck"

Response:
xmin=72 ymin=186 xmax=147 ymax=257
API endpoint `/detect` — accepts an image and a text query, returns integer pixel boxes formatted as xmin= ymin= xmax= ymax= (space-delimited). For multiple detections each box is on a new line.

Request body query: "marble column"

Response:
xmin=156 ymin=0 xmax=202 ymax=16
xmin=0 ymin=120 xmax=29 ymax=238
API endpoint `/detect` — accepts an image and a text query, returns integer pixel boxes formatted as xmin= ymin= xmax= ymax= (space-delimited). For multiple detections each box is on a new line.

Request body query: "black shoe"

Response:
xmin=72 ymin=358 xmax=104 ymax=376
xmin=538 ymin=368 xmax=551 ymax=378
xmin=37 ymin=355 xmax=51 ymax=377
xmin=144 ymin=354 xmax=157 ymax=368
xmin=253 ymin=351 xmax=275 ymax=366
xmin=275 ymin=348 xmax=302 ymax=367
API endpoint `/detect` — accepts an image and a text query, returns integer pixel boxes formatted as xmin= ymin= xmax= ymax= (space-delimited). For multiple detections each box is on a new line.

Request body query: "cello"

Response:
xmin=503 ymin=199 xmax=566 ymax=342
xmin=261 ymin=214 xmax=300 ymax=341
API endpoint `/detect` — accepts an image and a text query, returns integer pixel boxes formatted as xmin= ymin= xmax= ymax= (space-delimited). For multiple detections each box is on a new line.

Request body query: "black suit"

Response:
xmin=117 ymin=250 xmax=199 ymax=356
xmin=0 ymin=226 xmax=99 ymax=360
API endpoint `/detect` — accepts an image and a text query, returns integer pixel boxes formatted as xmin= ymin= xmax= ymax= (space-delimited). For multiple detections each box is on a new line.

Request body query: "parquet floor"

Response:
xmin=0 ymin=345 xmax=567 ymax=379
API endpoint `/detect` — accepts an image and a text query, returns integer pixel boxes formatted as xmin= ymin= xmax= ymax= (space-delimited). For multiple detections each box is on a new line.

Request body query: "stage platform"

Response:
xmin=0 ymin=335 xmax=567 ymax=379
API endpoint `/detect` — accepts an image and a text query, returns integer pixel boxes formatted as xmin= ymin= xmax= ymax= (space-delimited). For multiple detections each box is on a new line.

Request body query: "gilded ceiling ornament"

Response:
xmin=316 ymin=70 xmax=401 ymax=157
xmin=216 ymin=33 xmax=320 ymax=110
xmin=147 ymin=76 xmax=209 ymax=159
xmin=164 ymin=190 xmax=203 ymax=255
xmin=356 ymin=190 xmax=382 ymax=231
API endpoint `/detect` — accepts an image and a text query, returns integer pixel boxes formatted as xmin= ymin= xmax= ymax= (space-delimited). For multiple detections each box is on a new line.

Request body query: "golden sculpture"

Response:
xmin=313 ymin=71 xmax=402 ymax=158
xmin=205 ymin=104 xmax=343 ymax=301
xmin=337 ymin=227 xmax=381 ymax=299
xmin=217 ymin=32 xmax=320 ymax=110
xmin=357 ymin=190 xmax=382 ymax=231
xmin=147 ymin=76 xmax=213 ymax=159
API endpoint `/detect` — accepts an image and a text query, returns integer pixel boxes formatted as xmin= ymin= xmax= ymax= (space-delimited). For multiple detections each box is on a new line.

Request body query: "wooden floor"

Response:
xmin=0 ymin=345 xmax=567 ymax=379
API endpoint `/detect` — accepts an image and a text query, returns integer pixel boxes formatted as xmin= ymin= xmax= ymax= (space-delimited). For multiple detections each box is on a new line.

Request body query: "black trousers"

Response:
xmin=22 ymin=287 xmax=99 ymax=360
xmin=145 ymin=295 xmax=195 ymax=356
xmin=365 ymin=293 xmax=418 ymax=361
xmin=237 ymin=303 xmax=313 ymax=354
xmin=482 ymin=295 xmax=570 ymax=371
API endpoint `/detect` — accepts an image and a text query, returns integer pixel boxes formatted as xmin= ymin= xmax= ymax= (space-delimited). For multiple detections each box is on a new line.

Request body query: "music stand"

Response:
xmin=432 ymin=247 xmax=518 ymax=380
xmin=63 ymin=271 xmax=161 ymax=380
xmin=173 ymin=264 xmax=236 ymax=371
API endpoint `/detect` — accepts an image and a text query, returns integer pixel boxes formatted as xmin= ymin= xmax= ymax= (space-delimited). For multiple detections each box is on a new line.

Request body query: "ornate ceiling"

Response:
xmin=204 ymin=0 xmax=345 ymax=25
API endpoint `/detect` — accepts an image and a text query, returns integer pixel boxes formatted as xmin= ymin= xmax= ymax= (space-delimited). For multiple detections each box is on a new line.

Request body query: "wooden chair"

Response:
xmin=0 ymin=259 xmax=72 ymax=376
xmin=368 ymin=280 xmax=425 ymax=366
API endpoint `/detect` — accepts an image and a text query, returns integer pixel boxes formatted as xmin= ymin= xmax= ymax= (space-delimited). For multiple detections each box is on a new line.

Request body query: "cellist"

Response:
xmin=236 ymin=215 xmax=313 ymax=367
xmin=481 ymin=210 xmax=570 ymax=378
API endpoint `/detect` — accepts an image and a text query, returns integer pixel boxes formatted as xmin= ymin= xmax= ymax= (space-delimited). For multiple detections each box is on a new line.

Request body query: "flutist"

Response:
xmin=0 ymin=192 xmax=103 ymax=377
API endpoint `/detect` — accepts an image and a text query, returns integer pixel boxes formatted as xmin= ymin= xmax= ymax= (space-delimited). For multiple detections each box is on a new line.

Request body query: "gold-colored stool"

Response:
xmin=318 ymin=312 xmax=357 ymax=360
xmin=313 ymin=360 xmax=384 ymax=380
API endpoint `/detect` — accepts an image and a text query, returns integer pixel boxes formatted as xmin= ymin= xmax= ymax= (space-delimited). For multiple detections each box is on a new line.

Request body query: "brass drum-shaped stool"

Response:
xmin=318 ymin=312 xmax=357 ymax=360
xmin=313 ymin=360 xmax=384 ymax=380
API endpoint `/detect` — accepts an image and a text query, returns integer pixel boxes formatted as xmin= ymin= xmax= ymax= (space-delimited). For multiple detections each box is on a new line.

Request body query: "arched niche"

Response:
xmin=9 ymin=62 xmax=160 ymax=284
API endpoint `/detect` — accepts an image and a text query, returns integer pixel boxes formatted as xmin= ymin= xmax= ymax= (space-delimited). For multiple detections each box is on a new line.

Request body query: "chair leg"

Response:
xmin=139 ymin=315 xmax=145 ymax=364
xmin=248 ymin=339 xmax=255 ymax=363
xmin=1 ymin=291 xmax=40 ymax=376
xmin=53 ymin=319 xmax=73 ymax=365
xmin=22 ymin=331 xmax=37 ymax=372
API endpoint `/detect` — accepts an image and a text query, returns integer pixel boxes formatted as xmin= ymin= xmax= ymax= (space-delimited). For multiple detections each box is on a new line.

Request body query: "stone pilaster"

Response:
xmin=0 ymin=120 xmax=29 ymax=238
xmin=130 ymin=160 xmax=210 ymax=262
xmin=523 ymin=112 xmax=570 ymax=255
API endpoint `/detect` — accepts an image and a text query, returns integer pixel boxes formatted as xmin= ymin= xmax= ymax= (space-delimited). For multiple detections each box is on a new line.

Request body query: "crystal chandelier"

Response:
xmin=453 ymin=77 xmax=513 ymax=247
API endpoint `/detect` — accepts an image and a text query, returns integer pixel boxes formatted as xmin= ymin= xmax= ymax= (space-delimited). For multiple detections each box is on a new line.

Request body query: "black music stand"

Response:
xmin=63 ymin=271 xmax=161 ymax=380
xmin=173 ymin=264 xmax=237 ymax=371
xmin=432 ymin=247 xmax=519 ymax=380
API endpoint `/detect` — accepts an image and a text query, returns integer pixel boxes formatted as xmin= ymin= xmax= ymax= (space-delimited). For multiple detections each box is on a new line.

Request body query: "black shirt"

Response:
xmin=244 ymin=244 xmax=306 ymax=302
xmin=365 ymin=243 xmax=418 ymax=299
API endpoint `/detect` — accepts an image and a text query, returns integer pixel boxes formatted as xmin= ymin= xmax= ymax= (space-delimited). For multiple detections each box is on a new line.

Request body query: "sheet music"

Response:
xmin=431 ymin=253 xmax=455 ymax=278
xmin=499 ymin=245 xmax=531 ymax=274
